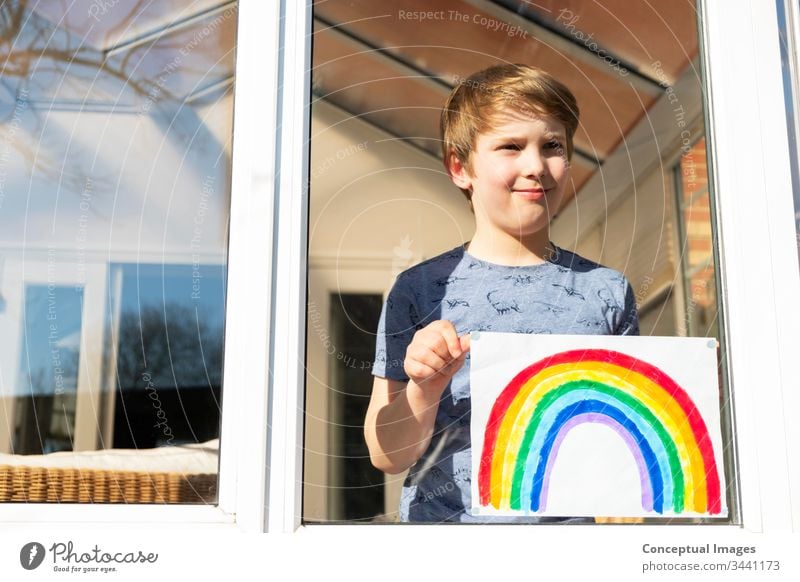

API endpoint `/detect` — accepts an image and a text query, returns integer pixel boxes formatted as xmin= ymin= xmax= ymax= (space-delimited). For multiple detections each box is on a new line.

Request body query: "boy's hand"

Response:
xmin=403 ymin=320 xmax=471 ymax=395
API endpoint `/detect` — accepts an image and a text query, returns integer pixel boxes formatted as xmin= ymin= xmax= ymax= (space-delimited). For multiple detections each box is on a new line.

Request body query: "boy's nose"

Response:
xmin=520 ymin=147 xmax=547 ymax=178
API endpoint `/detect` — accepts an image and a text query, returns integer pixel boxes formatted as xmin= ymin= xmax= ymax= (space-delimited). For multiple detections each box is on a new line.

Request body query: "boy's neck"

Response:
xmin=465 ymin=230 xmax=557 ymax=266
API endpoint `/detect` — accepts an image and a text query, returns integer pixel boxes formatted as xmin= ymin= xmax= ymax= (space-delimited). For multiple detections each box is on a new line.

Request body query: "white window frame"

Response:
xmin=265 ymin=0 xmax=800 ymax=536
xmin=3 ymin=0 xmax=798 ymax=542
xmin=700 ymin=0 xmax=800 ymax=533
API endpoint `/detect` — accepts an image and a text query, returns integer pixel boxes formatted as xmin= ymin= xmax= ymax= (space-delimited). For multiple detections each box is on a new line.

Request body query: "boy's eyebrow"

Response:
xmin=488 ymin=130 xmax=567 ymax=142
xmin=543 ymin=130 xmax=567 ymax=140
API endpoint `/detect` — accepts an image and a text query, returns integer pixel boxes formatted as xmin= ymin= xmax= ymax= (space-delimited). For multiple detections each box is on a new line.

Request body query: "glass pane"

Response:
xmin=0 ymin=0 xmax=237 ymax=504
xmin=305 ymin=0 xmax=735 ymax=524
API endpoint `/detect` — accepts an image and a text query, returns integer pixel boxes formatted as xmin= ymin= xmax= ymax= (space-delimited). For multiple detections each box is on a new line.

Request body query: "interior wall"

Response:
xmin=308 ymin=100 xmax=475 ymax=273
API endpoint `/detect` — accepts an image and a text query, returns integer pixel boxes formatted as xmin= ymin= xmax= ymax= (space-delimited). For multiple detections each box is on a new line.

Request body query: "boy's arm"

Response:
xmin=365 ymin=321 xmax=470 ymax=474
xmin=363 ymin=376 xmax=447 ymax=474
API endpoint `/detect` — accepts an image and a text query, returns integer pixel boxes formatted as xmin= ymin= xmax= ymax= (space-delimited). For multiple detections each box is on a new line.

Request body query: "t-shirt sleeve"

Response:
xmin=616 ymin=277 xmax=640 ymax=336
xmin=371 ymin=276 xmax=419 ymax=381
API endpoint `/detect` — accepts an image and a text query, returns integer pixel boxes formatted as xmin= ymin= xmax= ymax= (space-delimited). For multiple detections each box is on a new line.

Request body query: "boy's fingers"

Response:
xmin=415 ymin=323 xmax=458 ymax=360
xmin=406 ymin=345 xmax=448 ymax=372
xmin=406 ymin=357 xmax=460 ymax=386
xmin=407 ymin=363 xmax=439 ymax=385
xmin=435 ymin=320 xmax=462 ymax=359
xmin=459 ymin=333 xmax=471 ymax=353
xmin=419 ymin=331 xmax=452 ymax=361
xmin=405 ymin=343 xmax=465 ymax=379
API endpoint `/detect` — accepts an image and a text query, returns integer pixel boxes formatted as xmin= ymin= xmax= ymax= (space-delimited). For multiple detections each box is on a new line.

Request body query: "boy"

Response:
xmin=364 ymin=64 xmax=639 ymax=523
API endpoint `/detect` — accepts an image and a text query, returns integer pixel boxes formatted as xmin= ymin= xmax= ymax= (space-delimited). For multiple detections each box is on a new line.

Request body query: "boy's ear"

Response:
xmin=446 ymin=153 xmax=472 ymax=190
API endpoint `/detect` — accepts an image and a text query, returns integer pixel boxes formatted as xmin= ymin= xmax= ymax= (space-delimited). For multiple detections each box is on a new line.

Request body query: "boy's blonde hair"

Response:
xmin=441 ymin=64 xmax=580 ymax=201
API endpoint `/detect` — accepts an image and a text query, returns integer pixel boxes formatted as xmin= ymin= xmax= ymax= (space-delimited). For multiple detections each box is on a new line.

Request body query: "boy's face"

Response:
xmin=449 ymin=109 xmax=570 ymax=240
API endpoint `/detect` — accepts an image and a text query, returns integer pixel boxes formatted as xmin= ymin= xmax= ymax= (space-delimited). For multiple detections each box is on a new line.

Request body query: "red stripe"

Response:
xmin=478 ymin=349 xmax=721 ymax=513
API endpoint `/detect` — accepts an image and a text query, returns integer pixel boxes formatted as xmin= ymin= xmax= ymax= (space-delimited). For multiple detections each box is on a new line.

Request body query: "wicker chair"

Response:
xmin=0 ymin=466 xmax=216 ymax=503
xmin=0 ymin=441 xmax=218 ymax=504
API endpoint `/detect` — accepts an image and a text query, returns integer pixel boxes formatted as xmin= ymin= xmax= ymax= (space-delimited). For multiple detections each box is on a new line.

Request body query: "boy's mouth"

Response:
xmin=512 ymin=187 xmax=549 ymax=201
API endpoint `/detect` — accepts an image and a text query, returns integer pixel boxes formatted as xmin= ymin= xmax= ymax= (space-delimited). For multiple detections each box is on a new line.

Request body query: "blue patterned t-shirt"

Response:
xmin=371 ymin=243 xmax=640 ymax=522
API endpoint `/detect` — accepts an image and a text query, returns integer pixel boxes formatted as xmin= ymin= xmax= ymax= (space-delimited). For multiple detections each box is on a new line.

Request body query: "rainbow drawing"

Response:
xmin=477 ymin=348 xmax=723 ymax=515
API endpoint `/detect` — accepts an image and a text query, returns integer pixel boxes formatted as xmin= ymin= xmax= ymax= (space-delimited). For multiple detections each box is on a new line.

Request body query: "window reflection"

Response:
xmin=111 ymin=264 xmax=224 ymax=449
xmin=0 ymin=0 xmax=236 ymax=504
xmin=14 ymin=285 xmax=83 ymax=455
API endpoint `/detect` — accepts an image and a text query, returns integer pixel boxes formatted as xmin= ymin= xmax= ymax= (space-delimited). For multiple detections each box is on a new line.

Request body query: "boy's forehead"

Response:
xmin=483 ymin=108 xmax=565 ymax=135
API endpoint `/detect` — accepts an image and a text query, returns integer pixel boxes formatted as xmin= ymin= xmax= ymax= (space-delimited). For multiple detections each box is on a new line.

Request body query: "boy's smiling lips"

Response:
xmin=511 ymin=186 xmax=550 ymax=201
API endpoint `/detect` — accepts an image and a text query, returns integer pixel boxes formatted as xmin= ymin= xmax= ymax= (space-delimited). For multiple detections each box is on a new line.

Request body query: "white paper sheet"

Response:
xmin=470 ymin=333 xmax=728 ymax=518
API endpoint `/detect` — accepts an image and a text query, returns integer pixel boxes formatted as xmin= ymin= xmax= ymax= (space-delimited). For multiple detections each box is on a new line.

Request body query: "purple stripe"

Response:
xmin=539 ymin=413 xmax=654 ymax=512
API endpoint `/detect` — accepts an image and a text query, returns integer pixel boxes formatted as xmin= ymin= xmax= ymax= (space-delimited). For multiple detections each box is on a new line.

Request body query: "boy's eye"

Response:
xmin=545 ymin=140 xmax=563 ymax=150
xmin=500 ymin=143 xmax=521 ymax=151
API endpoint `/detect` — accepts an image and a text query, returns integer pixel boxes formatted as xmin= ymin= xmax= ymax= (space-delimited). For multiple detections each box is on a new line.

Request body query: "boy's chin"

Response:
xmin=509 ymin=213 xmax=556 ymax=234
xmin=497 ymin=222 xmax=553 ymax=239
xmin=478 ymin=209 xmax=555 ymax=237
